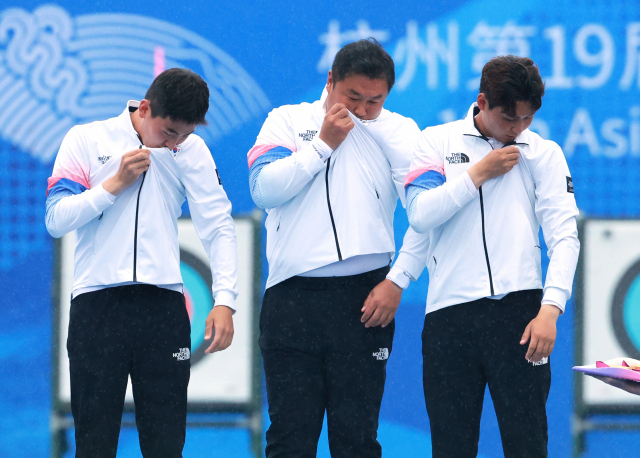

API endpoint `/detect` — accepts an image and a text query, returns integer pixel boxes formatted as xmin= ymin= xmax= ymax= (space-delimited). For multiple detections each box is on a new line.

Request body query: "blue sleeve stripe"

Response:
xmin=405 ymin=171 xmax=446 ymax=223
xmin=249 ymin=147 xmax=295 ymax=209
xmin=410 ymin=170 xmax=445 ymax=190
xmin=249 ymin=147 xmax=293 ymax=171
xmin=47 ymin=178 xmax=88 ymax=198
xmin=45 ymin=178 xmax=88 ymax=228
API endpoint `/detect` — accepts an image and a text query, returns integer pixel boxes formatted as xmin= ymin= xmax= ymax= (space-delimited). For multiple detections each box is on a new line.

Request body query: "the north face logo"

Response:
xmin=529 ymin=357 xmax=548 ymax=366
xmin=446 ymin=153 xmax=470 ymax=164
xmin=373 ymin=348 xmax=389 ymax=360
xmin=173 ymin=348 xmax=190 ymax=361
xmin=98 ymin=155 xmax=111 ymax=164
xmin=299 ymin=130 xmax=318 ymax=141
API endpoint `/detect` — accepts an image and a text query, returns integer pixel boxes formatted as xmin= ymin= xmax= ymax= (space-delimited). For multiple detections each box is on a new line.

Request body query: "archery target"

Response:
xmin=55 ymin=217 xmax=258 ymax=409
xmin=581 ymin=219 xmax=640 ymax=405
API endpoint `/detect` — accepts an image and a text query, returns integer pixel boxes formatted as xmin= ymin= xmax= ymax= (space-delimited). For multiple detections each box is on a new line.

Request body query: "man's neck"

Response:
xmin=473 ymin=111 xmax=491 ymax=139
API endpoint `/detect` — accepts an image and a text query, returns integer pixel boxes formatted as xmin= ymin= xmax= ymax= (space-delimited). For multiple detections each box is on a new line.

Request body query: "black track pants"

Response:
xmin=260 ymin=267 xmax=394 ymax=458
xmin=67 ymin=284 xmax=191 ymax=458
xmin=422 ymin=289 xmax=551 ymax=458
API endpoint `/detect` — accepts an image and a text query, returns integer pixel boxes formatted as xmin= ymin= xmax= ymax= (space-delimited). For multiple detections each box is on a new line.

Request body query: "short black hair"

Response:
xmin=145 ymin=68 xmax=209 ymax=125
xmin=479 ymin=55 xmax=545 ymax=115
xmin=331 ymin=38 xmax=395 ymax=91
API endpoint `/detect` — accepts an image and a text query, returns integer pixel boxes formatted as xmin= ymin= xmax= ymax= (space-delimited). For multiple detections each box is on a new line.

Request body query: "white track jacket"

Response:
xmin=406 ymin=103 xmax=580 ymax=314
xmin=248 ymin=98 xmax=429 ymax=289
xmin=45 ymin=101 xmax=238 ymax=310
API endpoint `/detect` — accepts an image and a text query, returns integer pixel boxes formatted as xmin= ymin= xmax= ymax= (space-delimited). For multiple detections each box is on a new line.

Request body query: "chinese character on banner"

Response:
xmin=394 ymin=21 xmax=459 ymax=91
xmin=467 ymin=21 xmax=536 ymax=90
xmin=620 ymin=23 xmax=640 ymax=90
xmin=317 ymin=20 xmax=390 ymax=73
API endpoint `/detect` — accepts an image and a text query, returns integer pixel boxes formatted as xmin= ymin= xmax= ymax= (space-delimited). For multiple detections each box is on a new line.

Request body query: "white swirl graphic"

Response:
xmin=0 ymin=6 xmax=270 ymax=161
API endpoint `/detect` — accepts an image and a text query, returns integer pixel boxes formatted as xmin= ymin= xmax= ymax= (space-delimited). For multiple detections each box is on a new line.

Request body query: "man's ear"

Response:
xmin=138 ymin=99 xmax=151 ymax=118
xmin=326 ymin=71 xmax=333 ymax=93
xmin=477 ymin=93 xmax=488 ymax=111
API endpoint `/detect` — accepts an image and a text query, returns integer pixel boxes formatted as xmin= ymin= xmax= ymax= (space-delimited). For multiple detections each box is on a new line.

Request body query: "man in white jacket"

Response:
xmin=248 ymin=39 xmax=428 ymax=457
xmin=45 ymin=68 xmax=238 ymax=457
xmin=405 ymin=56 xmax=580 ymax=458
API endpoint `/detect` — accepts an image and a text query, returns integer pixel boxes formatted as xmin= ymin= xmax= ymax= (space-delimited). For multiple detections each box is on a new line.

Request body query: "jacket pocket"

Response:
xmin=533 ymin=244 xmax=542 ymax=278
xmin=428 ymin=255 xmax=438 ymax=287
xmin=265 ymin=214 xmax=282 ymax=259
xmin=91 ymin=216 xmax=106 ymax=256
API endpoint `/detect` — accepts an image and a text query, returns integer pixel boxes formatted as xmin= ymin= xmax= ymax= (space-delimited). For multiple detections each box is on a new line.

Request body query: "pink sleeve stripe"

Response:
xmin=46 ymin=171 xmax=91 ymax=196
xmin=247 ymin=144 xmax=296 ymax=168
xmin=404 ymin=165 xmax=446 ymax=187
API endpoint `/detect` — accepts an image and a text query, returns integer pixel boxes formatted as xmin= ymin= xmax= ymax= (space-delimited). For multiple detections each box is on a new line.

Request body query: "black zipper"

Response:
xmin=478 ymin=186 xmax=494 ymax=296
xmin=462 ymin=111 xmax=530 ymax=296
xmin=463 ymin=131 xmax=496 ymax=296
xmin=133 ymin=142 xmax=145 ymax=282
xmin=324 ymin=157 xmax=342 ymax=261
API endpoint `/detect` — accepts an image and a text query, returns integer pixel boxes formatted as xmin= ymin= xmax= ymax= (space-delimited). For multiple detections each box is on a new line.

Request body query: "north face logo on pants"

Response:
xmin=529 ymin=357 xmax=548 ymax=366
xmin=373 ymin=348 xmax=389 ymax=360
xmin=173 ymin=348 xmax=190 ymax=361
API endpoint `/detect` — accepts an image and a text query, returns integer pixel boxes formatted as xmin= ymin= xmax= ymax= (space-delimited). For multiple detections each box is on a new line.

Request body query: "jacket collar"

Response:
xmin=461 ymin=102 xmax=529 ymax=146
xmin=118 ymin=100 xmax=144 ymax=144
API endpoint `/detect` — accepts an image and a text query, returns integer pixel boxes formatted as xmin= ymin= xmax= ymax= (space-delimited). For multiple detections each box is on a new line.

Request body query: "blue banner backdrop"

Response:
xmin=1 ymin=0 xmax=639 ymax=456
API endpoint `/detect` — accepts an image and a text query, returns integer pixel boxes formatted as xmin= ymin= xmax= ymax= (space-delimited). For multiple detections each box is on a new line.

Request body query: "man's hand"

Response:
xmin=586 ymin=374 xmax=640 ymax=396
xmin=204 ymin=305 xmax=234 ymax=353
xmin=361 ymin=279 xmax=402 ymax=328
xmin=103 ymin=149 xmax=151 ymax=196
xmin=468 ymin=146 xmax=520 ymax=189
xmin=520 ymin=303 xmax=561 ymax=362
xmin=319 ymin=103 xmax=354 ymax=150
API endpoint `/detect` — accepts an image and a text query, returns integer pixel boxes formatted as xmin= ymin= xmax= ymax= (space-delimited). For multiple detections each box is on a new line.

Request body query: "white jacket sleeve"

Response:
xmin=248 ymin=107 xmax=331 ymax=209
xmin=250 ymin=139 xmax=330 ymax=209
xmin=387 ymin=226 xmax=430 ymax=288
xmin=406 ymin=127 xmax=477 ymax=234
xmin=380 ymin=116 xmax=431 ymax=288
xmin=47 ymin=186 xmax=116 ymax=238
xmin=381 ymin=116 xmax=421 ymax=207
xmin=45 ymin=126 xmax=116 ymax=238
xmin=183 ymin=140 xmax=239 ymax=311
xmin=531 ymin=142 xmax=580 ymax=313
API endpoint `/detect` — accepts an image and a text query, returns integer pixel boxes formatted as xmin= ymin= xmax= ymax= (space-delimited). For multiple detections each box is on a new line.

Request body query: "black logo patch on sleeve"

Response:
xmin=215 ymin=169 xmax=222 ymax=186
xmin=566 ymin=176 xmax=574 ymax=193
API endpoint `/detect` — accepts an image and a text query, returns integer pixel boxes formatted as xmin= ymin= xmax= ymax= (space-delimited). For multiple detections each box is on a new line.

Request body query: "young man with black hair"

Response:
xmin=248 ymin=39 xmax=428 ymax=457
xmin=46 ymin=68 xmax=238 ymax=457
xmin=405 ymin=55 xmax=580 ymax=458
